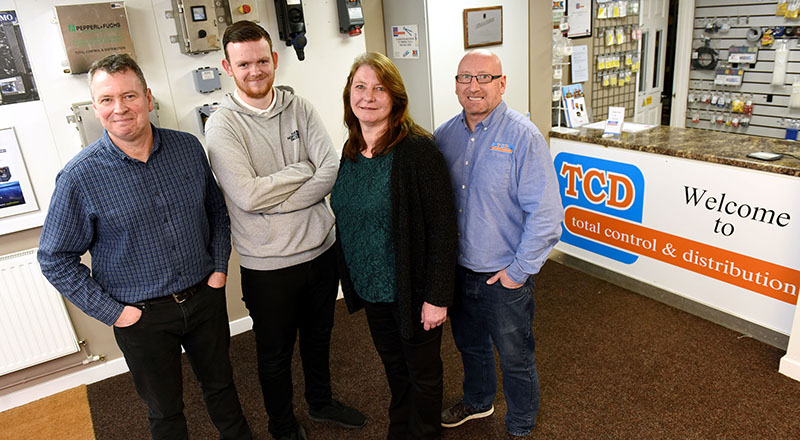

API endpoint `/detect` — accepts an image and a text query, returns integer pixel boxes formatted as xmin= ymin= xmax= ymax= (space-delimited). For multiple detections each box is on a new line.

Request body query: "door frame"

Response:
xmin=670 ymin=0 xmax=695 ymax=127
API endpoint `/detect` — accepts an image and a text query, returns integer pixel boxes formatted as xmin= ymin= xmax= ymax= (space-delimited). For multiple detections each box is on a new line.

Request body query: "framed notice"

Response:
xmin=567 ymin=0 xmax=592 ymax=38
xmin=463 ymin=6 xmax=502 ymax=49
xmin=0 ymin=127 xmax=38 ymax=219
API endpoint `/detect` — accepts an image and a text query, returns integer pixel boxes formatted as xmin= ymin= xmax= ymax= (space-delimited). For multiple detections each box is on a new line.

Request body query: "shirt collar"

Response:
xmin=101 ymin=124 xmax=161 ymax=162
xmin=459 ymin=100 xmax=508 ymax=132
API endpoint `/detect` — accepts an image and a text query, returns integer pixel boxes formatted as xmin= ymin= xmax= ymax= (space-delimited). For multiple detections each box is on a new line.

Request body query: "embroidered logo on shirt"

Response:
xmin=287 ymin=130 xmax=300 ymax=141
xmin=489 ymin=142 xmax=513 ymax=154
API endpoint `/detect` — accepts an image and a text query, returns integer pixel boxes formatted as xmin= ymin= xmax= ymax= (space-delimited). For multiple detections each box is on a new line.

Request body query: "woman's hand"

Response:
xmin=421 ymin=302 xmax=447 ymax=331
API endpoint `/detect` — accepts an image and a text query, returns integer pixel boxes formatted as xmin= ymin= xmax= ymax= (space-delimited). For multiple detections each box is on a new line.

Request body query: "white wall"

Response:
xmin=427 ymin=0 xmax=529 ymax=128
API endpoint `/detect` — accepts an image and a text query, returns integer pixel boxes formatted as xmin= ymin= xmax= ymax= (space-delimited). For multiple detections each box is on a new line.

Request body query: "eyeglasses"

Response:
xmin=455 ymin=74 xmax=502 ymax=84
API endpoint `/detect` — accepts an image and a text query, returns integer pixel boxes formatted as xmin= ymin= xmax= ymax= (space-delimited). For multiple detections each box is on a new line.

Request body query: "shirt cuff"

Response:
xmin=214 ymin=261 xmax=229 ymax=275
xmin=99 ymin=301 xmax=127 ymax=327
xmin=505 ymin=261 xmax=529 ymax=285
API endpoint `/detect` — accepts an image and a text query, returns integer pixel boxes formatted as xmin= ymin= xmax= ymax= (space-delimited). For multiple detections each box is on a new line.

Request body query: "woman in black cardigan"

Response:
xmin=330 ymin=52 xmax=457 ymax=440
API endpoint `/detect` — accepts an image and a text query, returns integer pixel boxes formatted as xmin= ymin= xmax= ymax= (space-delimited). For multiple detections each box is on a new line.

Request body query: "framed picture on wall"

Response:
xmin=567 ymin=0 xmax=592 ymax=38
xmin=0 ymin=126 xmax=38 ymax=219
xmin=463 ymin=6 xmax=503 ymax=49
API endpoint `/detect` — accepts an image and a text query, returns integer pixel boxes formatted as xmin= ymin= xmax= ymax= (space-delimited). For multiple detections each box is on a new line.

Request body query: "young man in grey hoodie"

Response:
xmin=205 ymin=21 xmax=365 ymax=440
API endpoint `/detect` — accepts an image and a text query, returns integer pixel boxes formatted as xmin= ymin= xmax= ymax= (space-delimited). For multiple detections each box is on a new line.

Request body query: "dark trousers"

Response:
xmin=364 ymin=301 xmax=443 ymax=440
xmin=113 ymin=283 xmax=252 ymax=440
xmin=240 ymin=247 xmax=338 ymax=438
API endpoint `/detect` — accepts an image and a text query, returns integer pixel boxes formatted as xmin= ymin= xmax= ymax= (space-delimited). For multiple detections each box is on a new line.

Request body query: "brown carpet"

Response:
xmin=0 ymin=385 xmax=94 ymax=440
xmin=85 ymin=260 xmax=800 ymax=439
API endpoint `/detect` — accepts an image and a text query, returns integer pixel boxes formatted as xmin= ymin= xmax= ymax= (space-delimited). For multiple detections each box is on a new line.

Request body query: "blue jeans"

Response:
xmin=449 ymin=266 xmax=538 ymax=437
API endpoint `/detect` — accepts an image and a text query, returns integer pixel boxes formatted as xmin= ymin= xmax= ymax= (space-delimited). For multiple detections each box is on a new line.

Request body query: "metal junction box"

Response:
xmin=171 ymin=0 xmax=221 ymax=54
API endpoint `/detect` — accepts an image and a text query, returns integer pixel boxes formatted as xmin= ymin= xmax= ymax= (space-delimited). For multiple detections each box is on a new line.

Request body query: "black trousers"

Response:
xmin=113 ymin=283 xmax=252 ymax=440
xmin=364 ymin=301 xmax=443 ymax=440
xmin=240 ymin=247 xmax=338 ymax=438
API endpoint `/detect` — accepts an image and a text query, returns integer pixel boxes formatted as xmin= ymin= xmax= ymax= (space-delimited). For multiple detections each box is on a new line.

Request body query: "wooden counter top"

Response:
xmin=549 ymin=126 xmax=800 ymax=177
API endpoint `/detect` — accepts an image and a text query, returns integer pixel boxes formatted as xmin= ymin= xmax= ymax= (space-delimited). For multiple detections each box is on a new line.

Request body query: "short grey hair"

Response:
xmin=87 ymin=53 xmax=147 ymax=96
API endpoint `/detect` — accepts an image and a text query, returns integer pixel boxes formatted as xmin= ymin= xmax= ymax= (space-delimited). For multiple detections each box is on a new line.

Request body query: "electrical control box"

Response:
xmin=68 ymin=101 xmax=160 ymax=148
xmin=193 ymin=67 xmax=222 ymax=93
xmin=197 ymin=103 xmax=220 ymax=134
xmin=337 ymin=0 xmax=364 ymax=36
xmin=171 ymin=0 xmax=221 ymax=54
xmin=227 ymin=0 xmax=260 ymax=23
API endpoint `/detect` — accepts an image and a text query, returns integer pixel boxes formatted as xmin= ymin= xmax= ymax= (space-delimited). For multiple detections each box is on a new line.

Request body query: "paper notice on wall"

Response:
xmin=571 ymin=45 xmax=589 ymax=83
xmin=391 ymin=25 xmax=419 ymax=59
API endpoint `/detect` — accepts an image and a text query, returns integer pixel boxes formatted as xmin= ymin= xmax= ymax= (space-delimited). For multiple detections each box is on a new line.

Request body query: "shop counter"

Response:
xmin=548 ymin=126 xmax=800 ymax=381
xmin=550 ymin=125 xmax=800 ymax=177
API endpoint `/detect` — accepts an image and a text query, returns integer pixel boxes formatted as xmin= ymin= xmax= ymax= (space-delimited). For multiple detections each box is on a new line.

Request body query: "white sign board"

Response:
xmin=551 ymin=138 xmax=800 ymax=335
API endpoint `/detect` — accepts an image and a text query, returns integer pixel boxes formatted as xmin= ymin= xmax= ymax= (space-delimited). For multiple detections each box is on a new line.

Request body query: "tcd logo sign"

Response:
xmin=554 ymin=152 xmax=645 ymax=264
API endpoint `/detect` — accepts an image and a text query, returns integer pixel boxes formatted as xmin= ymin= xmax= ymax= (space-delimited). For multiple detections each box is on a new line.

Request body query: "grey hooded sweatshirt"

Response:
xmin=205 ymin=86 xmax=338 ymax=270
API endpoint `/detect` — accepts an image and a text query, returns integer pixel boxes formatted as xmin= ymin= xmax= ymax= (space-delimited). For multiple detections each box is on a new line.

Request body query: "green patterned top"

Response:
xmin=330 ymin=150 xmax=397 ymax=303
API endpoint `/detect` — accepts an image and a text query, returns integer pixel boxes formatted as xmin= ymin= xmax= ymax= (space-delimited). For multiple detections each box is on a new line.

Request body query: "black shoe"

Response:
xmin=276 ymin=425 xmax=307 ymax=440
xmin=308 ymin=399 xmax=367 ymax=428
xmin=441 ymin=402 xmax=494 ymax=428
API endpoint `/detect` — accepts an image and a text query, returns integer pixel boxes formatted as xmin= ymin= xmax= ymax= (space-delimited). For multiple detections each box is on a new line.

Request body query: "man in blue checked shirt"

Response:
xmin=38 ymin=54 xmax=251 ymax=440
xmin=435 ymin=50 xmax=564 ymax=440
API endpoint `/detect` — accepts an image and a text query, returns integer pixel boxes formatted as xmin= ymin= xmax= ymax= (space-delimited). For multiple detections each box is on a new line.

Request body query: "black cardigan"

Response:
xmin=335 ymin=134 xmax=458 ymax=339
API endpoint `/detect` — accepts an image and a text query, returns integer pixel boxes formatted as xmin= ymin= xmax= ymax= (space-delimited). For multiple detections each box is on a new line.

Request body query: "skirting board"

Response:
xmin=0 ymin=315 xmax=254 ymax=413
xmin=550 ymin=250 xmax=789 ymax=351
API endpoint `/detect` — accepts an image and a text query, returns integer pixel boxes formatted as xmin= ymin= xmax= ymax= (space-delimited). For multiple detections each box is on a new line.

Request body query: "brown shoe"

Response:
xmin=440 ymin=402 xmax=494 ymax=428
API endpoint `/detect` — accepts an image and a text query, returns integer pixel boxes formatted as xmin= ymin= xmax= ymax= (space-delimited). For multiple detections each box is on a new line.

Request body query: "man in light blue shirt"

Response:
xmin=435 ymin=50 xmax=563 ymax=439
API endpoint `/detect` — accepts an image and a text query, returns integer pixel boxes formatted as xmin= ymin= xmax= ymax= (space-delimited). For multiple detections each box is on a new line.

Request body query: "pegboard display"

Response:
xmin=686 ymin=0 xmax=800 ymax=139
xmin=592 ymin=0 xmax=641 ymax=121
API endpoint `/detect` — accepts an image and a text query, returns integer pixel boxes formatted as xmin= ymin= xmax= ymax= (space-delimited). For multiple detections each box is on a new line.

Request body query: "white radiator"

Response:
xmin=0 ymin=248 xmax=79 ymax=376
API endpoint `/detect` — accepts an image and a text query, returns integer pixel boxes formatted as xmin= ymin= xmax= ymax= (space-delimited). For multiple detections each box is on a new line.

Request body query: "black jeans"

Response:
xmin=113 ymin=283 xmax=251 ymax=440
xmin=240 ymin=247 xmax=338 ymax=438
xmin=364 ymin=301 xmax=443 ymax=440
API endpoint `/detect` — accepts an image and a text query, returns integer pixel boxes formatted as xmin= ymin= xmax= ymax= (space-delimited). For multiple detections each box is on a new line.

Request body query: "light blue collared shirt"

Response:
xmin=434 ymin=101 xmax=564 ymax=284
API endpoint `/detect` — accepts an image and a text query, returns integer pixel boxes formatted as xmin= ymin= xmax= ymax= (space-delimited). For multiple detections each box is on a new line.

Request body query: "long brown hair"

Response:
xmin=342 ymin=52 xmax=430 ymax=161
